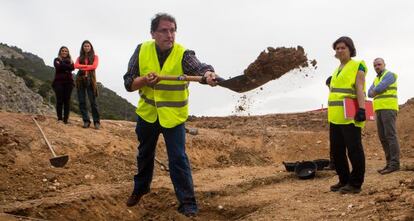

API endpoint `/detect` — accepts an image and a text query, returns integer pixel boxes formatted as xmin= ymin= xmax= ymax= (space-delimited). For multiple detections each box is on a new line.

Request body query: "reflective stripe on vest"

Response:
xmin=330 ymin=88 xmax=356 ymax=94
xmin=373 ymin=70 xmax=398 ymax=111
xmin=136 ymin=41 xmax=188 ymax=128
xmin=328 ymin=59 xmax=367 ymax=128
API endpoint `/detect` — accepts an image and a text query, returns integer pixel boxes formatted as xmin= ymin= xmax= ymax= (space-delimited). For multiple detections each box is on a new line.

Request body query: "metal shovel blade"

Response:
xmin=49 ymin=155 xmax=69 ymax=168
xmin=217 ymin=74 xmax=272 ymax=93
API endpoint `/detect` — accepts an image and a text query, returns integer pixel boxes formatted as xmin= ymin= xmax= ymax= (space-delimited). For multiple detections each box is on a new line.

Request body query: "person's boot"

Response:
xmin=339 ymin=184 xmax=361 ymax=194
xmin=94 ymin=122 xmax=100 ymax=130
xmin=379 ymin=167 xmax=399 ymax=175
xmin=327 ymin=163 xmax=335 ymax=170
xmin=377 ymin=166 xmax=388 ymax=174
xmin=330 ymin=182 xmax=346 ymax=192
xmin=126 ymin=194 xmax=144 ymax=207
xmin=82 ymin=121 xmax=90 ymax=128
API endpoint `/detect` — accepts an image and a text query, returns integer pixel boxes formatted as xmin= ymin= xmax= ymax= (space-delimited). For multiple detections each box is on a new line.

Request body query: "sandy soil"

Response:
xmin=0 ymin=99 xmax=413 ymax=221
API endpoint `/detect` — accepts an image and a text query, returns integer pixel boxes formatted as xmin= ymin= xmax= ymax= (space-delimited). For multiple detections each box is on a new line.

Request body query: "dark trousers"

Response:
xmin=133 ymin=116 xmax=198 ymax=213
xmin=330 ymin=123 xmax=365 ymax=188
xmin=376 ymin=110 xmax=400 ymax=169
xmin=77 ymin=80 xmax=99 ymax=123
xmin=53 ymin=83 xmax=73 ymax=121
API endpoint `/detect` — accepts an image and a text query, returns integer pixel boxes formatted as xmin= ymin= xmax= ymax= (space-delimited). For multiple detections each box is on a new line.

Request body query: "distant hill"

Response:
xmin=0 ymin=43 xmax=136 ymax=121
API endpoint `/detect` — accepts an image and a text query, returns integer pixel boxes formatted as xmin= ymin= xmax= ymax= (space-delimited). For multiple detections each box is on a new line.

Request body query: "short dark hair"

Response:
xmin=332 ymin=36 xmax=356 ymax=57
xmin=151 ymin=13 xmax=177 ymax=32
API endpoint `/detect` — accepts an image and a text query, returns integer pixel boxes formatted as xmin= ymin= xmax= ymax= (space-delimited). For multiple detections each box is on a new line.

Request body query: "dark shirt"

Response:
xmin=123 ymin=43 xmax=214 ymax=92
xmin=53 ymin=58 xmax=74 ymax=85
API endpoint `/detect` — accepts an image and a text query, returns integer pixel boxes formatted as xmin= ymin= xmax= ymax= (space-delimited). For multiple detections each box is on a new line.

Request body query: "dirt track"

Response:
xmin=0 ymin=99 xmax=413 ymax=220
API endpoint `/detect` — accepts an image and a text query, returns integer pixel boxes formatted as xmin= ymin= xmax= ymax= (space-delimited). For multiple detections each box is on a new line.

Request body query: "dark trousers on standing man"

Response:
xmin=133 ymin=116 xmax=198 ymax=214
xmin=330 ymin=123 xmax=365 ymax=188
xmin=376 ymin=110 xmax=400 ymax=169
xmin=53 ymin=83 xmax=73 ymax=122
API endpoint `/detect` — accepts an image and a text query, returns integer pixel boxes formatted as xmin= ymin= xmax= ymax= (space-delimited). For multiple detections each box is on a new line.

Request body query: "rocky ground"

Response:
xmin=0 ymin=99 xmax=413 ymax=221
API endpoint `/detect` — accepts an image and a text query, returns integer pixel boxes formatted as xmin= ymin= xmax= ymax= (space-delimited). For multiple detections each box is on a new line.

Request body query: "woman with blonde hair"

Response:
xmin=53 ymin=46 xmax=74 ymax=124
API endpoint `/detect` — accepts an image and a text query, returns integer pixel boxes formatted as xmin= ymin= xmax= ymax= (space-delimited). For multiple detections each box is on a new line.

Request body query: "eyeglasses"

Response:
xmin=155 ymin=28 xmax=176 ymax=35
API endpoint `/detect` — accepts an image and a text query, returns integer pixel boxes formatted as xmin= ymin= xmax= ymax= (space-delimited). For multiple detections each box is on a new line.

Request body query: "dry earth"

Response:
xmin=1 ymin=99 xmax=414 ymax=221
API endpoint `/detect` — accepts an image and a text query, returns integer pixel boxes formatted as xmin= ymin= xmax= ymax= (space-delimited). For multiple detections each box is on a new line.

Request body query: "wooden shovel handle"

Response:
xmin=158 ymin=75 xmax=203 ymax=82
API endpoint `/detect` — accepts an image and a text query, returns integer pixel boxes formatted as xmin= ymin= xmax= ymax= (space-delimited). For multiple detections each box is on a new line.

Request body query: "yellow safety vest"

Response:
xmin=136 ymin=41 xmax=189 ymax=128
xmin=328 ymin=59 xmax=367 ymax=128
xmin=373 ymin=70 xmax=398 ymax=111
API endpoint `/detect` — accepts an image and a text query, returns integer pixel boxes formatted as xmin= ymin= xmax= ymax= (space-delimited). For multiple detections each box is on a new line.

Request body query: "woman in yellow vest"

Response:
xmin=328 ymin=36 xmax=367 ymax=194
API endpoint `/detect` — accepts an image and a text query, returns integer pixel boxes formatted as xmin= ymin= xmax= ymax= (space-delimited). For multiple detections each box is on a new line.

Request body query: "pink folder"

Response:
xmin=344 ymin=98 xmax=375 ymax=121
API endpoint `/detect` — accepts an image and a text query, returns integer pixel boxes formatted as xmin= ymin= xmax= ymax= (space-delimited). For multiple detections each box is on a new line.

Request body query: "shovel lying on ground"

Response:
xmin=158 ymin=75 xmax=273 ymax=93
xmin=32 ymin=116 xmax=69 ymax=168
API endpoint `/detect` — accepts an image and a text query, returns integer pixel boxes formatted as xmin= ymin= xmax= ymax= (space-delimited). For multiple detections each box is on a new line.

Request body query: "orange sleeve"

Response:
xmin=74 ymin=57 xmax=84 ymax=69
xmin=82 ymin=55 xmax=99 ymax=71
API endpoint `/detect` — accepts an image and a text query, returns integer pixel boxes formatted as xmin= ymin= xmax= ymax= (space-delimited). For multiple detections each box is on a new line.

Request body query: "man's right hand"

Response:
xmin=145 ymin=73 xmax=160 ymax=86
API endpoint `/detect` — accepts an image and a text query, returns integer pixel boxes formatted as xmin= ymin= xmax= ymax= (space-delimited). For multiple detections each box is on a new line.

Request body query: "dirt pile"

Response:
xmin=0 ymin=98 xmax=413 ymax=220
xmin=233 ymin=46 xmax=317 ymax=113
xmin=244 ymin=46 xmax=316 ymax=80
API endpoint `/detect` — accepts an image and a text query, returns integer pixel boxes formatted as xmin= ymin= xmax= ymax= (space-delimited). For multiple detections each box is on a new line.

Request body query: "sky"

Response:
xmin=1 ymin=0 xmax=413 ymax=116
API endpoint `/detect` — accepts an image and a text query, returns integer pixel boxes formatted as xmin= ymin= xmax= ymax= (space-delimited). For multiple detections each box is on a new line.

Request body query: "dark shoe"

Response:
xmin=377 ymin=166 xmax=388 ymax=174
xmin=82 ymin=121 xmax=90 ymax=128
xmin=339 ymin=184 xmax=361 ymax=194
xmin=63 ymin=119 xmax=68 ymax=124
xmin=178 ymin=204 xmax=198 ymax=217
xmin=326 ymin=164 xmax=335 ymax=170
xmin=330 ymin=182 xmax=346 ymax=192
xmin=182 ymin=211 xmax=197 ymax=217
xmin=94 ymin=122 xmax=100 ymax=130
xmin=379 ymin=167 xmax=399 ymax=175
xmin=126 ymin=194 xmax=143 ymax=207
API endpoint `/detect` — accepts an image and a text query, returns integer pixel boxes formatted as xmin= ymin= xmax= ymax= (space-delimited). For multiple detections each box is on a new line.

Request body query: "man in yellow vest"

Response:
xmin=122 ymin=13 xmax=217 ymax=217
xmin=368 ymin=58 xmax=400 ymax=175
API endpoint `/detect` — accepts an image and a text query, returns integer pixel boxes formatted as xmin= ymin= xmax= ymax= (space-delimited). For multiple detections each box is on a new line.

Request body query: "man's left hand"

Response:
xmin=204 ymin=71 xmax=217 ymax=86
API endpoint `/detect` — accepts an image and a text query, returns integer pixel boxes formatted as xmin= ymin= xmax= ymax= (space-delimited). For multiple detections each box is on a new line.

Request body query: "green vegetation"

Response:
xmin=0 ymin=43 xmax=136 ymax=121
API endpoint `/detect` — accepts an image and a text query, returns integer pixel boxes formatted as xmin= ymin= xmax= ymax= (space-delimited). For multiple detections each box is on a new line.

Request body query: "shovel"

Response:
xmin=32 ymin=116 xmax=69 ymax=167
xmin=158 ymin=74 xmax=272 ymax=93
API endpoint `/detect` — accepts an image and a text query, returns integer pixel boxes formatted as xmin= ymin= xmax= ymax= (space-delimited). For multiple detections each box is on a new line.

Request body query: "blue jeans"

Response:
xmin=133 ymin=116 xmax=198 ymax=214
xmin=77 ymin=79 xmax=100 ymax=123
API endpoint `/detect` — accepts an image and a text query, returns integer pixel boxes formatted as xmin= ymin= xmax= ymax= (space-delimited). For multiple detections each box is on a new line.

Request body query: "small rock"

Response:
xmin=218 ymin=205 xmax=224 ymax=210
xmin=341 ymin=212 xmax=346 ymax=216
xmin=316 ymin=140 xmax=322 ymax=144
xmin=84 ymin=174 xmax=95 ymax=180
xmin=347 ymin=204 xmax=353 ymax=210
xmin=42 ymin=178 xmax=47 ymax=182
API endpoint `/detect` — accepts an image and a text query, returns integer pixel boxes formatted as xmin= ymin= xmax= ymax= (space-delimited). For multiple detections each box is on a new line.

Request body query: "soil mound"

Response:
xmin=0 ymin=97 xmax=413 ymax=220
xmin=244 ymin=46 xmax=316 ymax=80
